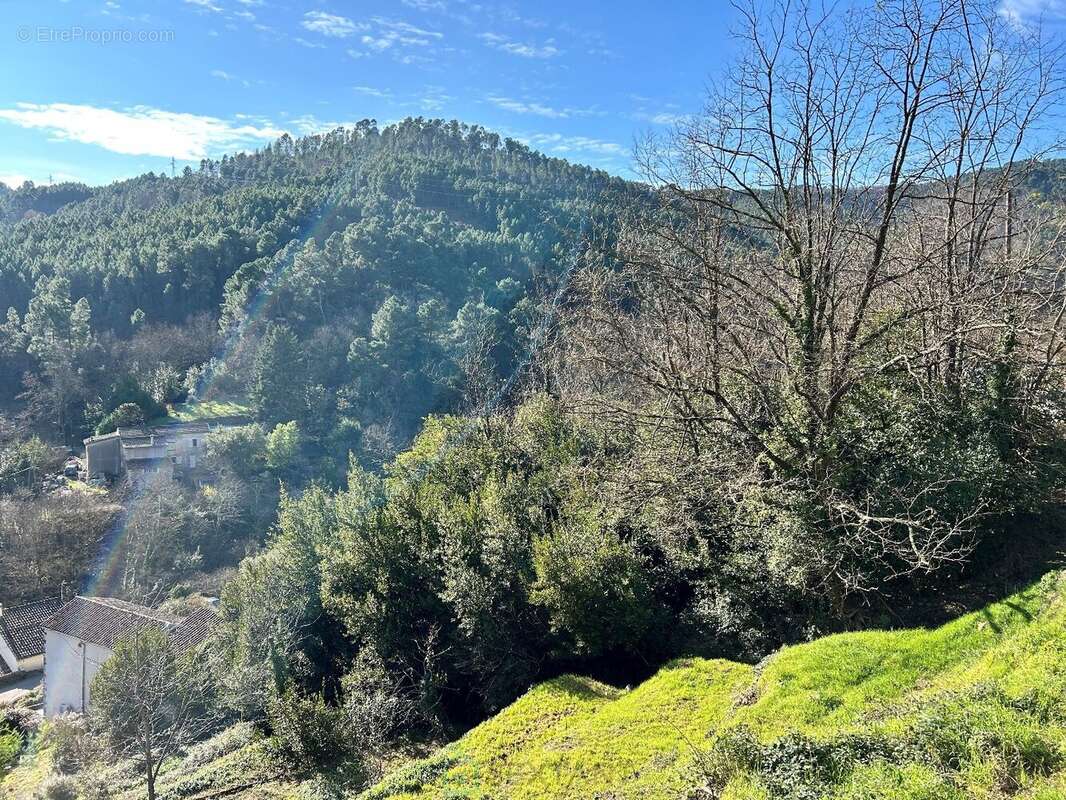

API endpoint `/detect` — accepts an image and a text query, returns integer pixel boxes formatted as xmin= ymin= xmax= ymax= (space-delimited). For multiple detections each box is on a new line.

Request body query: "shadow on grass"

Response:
xmin=548 ymin=674 xmax=616 ymax=701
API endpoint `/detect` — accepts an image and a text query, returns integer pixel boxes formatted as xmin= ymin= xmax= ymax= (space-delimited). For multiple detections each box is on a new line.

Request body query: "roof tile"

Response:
xmin=0 ymin=597 xmax=63 ymax=661
xmin=43 ymin=597 xmax=216 ymax=652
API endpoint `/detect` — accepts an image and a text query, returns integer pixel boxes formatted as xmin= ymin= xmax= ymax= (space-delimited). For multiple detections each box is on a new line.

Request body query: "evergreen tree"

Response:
xmin=251 ymin=324 xmax=305 ymax=428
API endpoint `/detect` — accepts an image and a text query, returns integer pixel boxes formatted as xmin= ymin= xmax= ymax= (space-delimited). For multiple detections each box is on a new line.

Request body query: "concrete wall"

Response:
xmin=16 ymin=653 xmax=43 ymax=672
xmin=163 ymin=430 xmax=204 ymax=469
xmin=43 ymin=629 xmax=113 ymax=717
xmin=85 ymin=436 xmax=122 ymax=478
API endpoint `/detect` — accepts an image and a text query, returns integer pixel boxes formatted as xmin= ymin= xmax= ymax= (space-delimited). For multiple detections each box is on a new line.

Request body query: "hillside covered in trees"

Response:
xmin=0 ymin=118 xmax=633 ymax=460
xmin=2 ymin=0 xmax=1066 ymax=798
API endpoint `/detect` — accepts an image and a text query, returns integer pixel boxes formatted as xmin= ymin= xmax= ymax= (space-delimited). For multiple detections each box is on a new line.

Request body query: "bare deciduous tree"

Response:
xmin=90 ymin=626 xmax=217 ymax=800
xmin=560 ymin=0 xmax=1066 ymax=598
xmin=0 ymin=493 xmax=118 ymax=605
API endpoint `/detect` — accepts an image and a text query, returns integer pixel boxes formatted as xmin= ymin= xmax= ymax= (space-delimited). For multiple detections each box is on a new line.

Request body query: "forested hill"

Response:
xmin=0 ymin=118 xmax=638 ymax=463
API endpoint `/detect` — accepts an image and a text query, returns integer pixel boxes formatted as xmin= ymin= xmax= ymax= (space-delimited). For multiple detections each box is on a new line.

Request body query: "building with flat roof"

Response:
xmin=84 ymin=420 xmax=237 ymax=482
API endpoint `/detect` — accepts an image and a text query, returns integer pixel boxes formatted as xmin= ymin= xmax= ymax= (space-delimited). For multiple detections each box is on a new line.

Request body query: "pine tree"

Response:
xmin=250 ymin=324 xmax=306 ymax=427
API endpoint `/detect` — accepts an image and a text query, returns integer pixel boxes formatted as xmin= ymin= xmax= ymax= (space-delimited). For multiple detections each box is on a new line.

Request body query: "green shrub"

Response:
xmin=360 ymin=752 xmax=460 ymax=800
xmin=1 ymin=706 xmax=41 ymax=738
xmin=267 ymin=690 xmax=358 ymax=771
xmin=42 ymin=714 xmax=101 ymax=775
xmin=0 ymin=724 xmax=22 ymax=776
xmin=904 ymin=684 xmax=1063 ymax=789
xmin=532 ymin=513 xmax=657 ymax=656
xmin=37 ymin=774 xmax=79 ymax=800
xmin=94 ymin=402 xmax=146 ymax=435
xmin=341 ymin=646 xmax=413 ymax=752
xmin=177 ymin=721 xmax=258 ymax=772
xmin=77 ymin=773 xmax=115 ymax=800
xmin=703 ymin=726 xmax=899 ymax=799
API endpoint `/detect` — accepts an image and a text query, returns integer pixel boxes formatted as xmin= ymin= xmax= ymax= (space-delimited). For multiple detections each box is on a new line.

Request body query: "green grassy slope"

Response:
xmin=4 ymin=573 xmax=1062 ymax=800
xmin=364 ymin=571 xmax=1066 ymax=800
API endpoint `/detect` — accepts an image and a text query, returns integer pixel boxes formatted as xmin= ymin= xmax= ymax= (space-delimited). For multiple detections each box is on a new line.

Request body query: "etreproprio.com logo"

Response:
xmin=17 ymin=26 xmax=175 ymax=44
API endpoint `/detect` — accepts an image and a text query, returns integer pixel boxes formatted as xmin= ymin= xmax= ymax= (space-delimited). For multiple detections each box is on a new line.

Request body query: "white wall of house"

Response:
xmin=0 ymin=634 xmax=18 ymax=674
xmin=43 ymin=629 xmax=113 ymax=717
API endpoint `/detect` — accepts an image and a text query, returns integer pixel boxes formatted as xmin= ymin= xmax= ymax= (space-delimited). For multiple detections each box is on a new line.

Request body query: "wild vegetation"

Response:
xmin=1 ymin=0 xmax=1066 ymax=798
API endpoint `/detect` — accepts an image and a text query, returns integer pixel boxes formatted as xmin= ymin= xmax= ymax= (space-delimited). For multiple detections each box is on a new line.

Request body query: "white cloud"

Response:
xmin=211 ymin=69 xmax=253 ymax=88
xmin=184 ymin=0 xmax=223 ymax=11
xmin=0 ymin=103 xmax=284 ymax=161
xmin=402 ymin=0 xmax=447 ymax=11
xmin=487 ymin=95 xmax=566 ymax=118
xmin=301 ymin=11 xmax=365 ymax=38
xmin=420 ymin=87 xmax=452 ymax=112
xmin=999 ymin=0 xmax=1065 ymax=24
xmin=0 ymin=174 xmax=31 ymax=189
xmin=485 ymin=95 xmax=601 ymax=120
xmin=634 ymin=111 xmax=690 ymax=126
xmin=353 ymin=86 xmax=391 ymax=98
xmin=523 ymin=132 xmax=626 ymax=157
xmin=294 ymin=36 xmax=326 ymax=48
xmin=289 ymin=115 xmax=367 ymax=135
xmin=478 ymin=32 xmax=559 ymax=58
xmin=344 ymin=18 xmax=443 ymax=59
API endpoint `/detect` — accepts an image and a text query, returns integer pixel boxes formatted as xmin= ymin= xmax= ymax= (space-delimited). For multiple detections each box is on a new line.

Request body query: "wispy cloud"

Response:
xmin=487 ymin=95 xmax=567 ymax=118
xmin=419 ymin=86 xmax=453 ymax=112
xmin=478 ymin=32 xmax=559 ymax=58
xmin=0 ymin=103 xmax=284 ymax=160
xmin=486 ymin=95 xmax=602 ymax=120
xmin=288 ymin=115 xmax=369 ymax=135
xmin=998 ymin=0 xmax=1066 ymax=24
xmin=210 ymin=69 xmax=254 ymax=88
xmin=633 ymin=111 xmax=690 ymax=126
xmin=301 ymin=11 xmax=366 ymax=38
xmin=353 ymin=85 xmax=392 ymax=98
xmin=183 ymin=0 xmax=223 ymax=12
xmin=523 ymin=132 xmax=626 ymax=158
xmin=402 ymin=0 xmax=447 ymax=10
xmin=347 ymin=17 xmax=444 ymax=59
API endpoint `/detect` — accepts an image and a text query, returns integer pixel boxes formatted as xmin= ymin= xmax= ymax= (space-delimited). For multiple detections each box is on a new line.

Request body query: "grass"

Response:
xmin=64 ymin=478 xmax=107 ymax=495
xmin=1 ymin=740 xmax=53 ymax=800
xmin=363 ymin=571 xmax=1066 ymax=800
xmin=165 ymin=398 xmax=252 ymax=423
xmin=6 ymin=572 xmax=1064 ymax=800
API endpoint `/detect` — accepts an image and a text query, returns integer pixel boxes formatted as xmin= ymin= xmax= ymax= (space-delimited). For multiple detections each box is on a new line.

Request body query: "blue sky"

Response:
xmin=0 ymin=0 xmax=751 ymax=187
xmin=0 ymin=0 xmax=1056 ymax=188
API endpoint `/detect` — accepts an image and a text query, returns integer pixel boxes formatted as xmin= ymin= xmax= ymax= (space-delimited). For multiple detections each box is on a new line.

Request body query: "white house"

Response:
xmin=42 ymin=596 xmax=217 ymax=718
xmin=0 ymin=597 xmax=63 ymax=677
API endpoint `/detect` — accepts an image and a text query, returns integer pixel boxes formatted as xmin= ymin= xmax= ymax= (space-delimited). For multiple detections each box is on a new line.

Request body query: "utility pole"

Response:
xmin=171 ymin=157 xmax=176 ymax=178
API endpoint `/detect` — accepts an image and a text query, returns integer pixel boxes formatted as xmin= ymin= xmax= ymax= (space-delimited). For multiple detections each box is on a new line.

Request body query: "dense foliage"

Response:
xmin=3 ymin=2 xmax=1066 ymax=797
xmin=0 ymin=119 xmax=632 ymax=459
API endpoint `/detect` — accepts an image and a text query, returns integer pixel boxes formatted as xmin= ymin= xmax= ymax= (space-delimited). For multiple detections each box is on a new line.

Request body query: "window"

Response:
xmin=192 ymin=439 xmax=198 ymax=447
